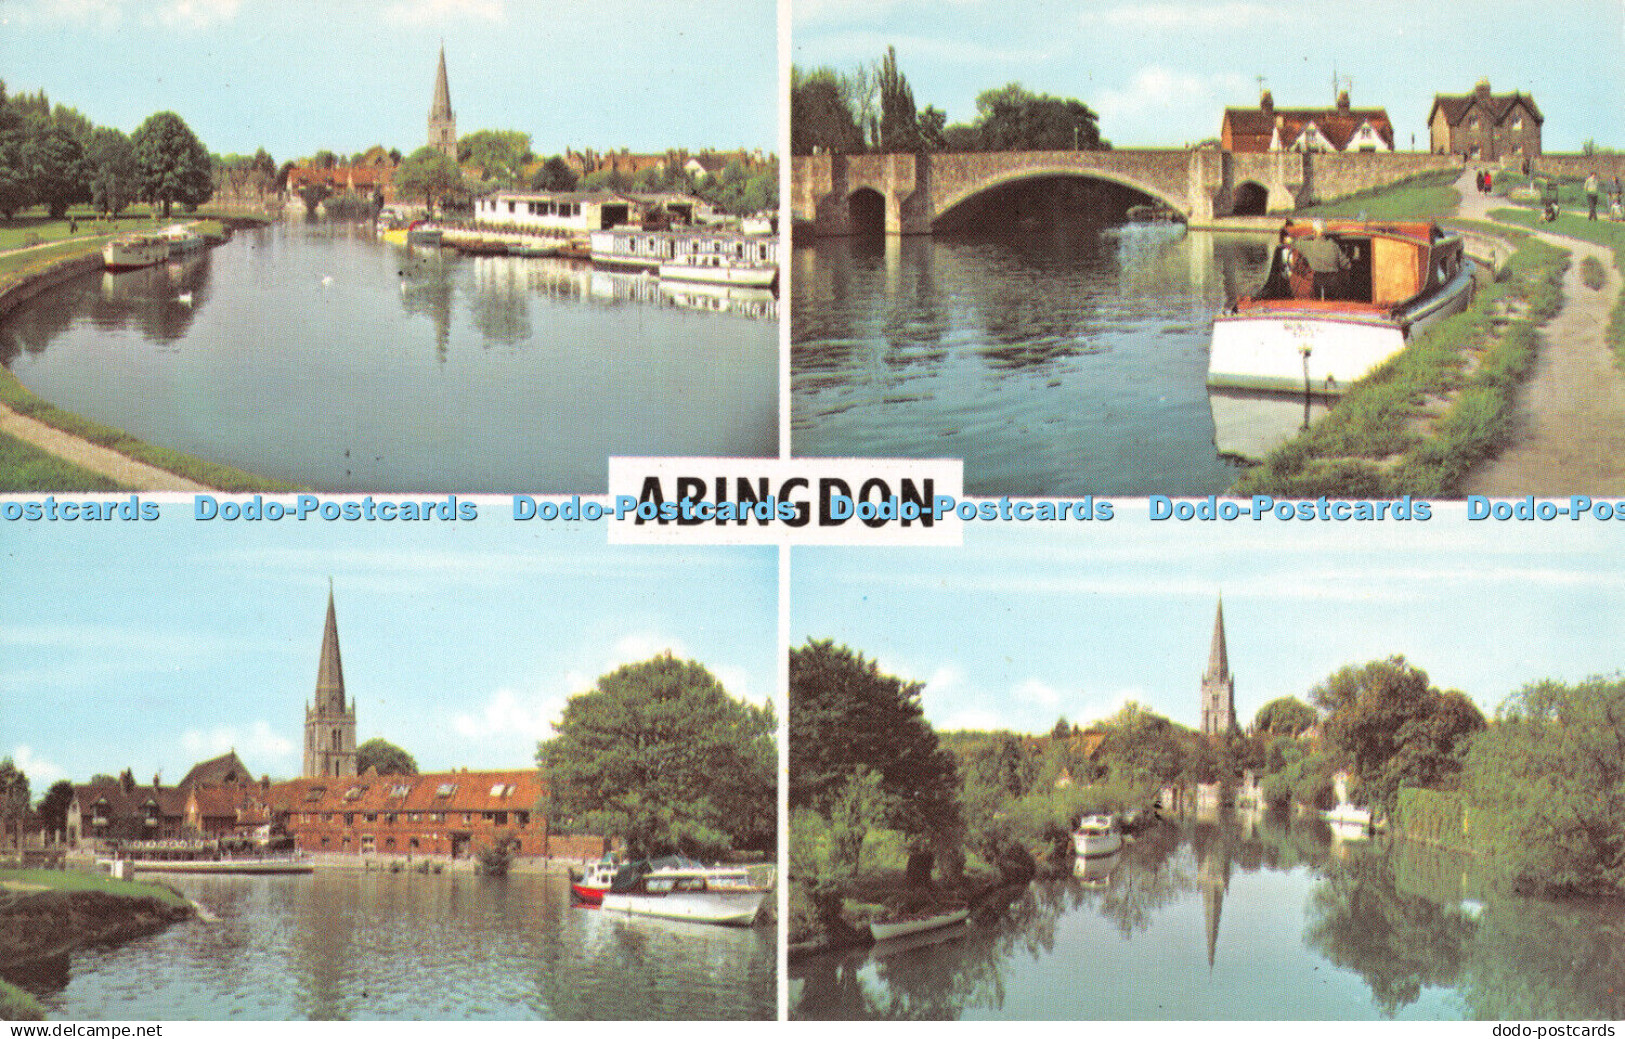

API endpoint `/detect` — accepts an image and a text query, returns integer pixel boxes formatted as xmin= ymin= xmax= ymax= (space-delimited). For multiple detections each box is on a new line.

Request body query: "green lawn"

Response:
xmin=1488 ymin=205 xmax=1625 ymax=363
xmin=1296 ymin=169 xmax=1462 ymax=221
xmin=0 ymin=431 xmax=124 ymax=491
xmin=0 ymin=867 xmax=191 ymax=910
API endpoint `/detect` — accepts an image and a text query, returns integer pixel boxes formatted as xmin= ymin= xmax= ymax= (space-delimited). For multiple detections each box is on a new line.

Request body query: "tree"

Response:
xmin=530 ymin=155 xmax=577 ymax=192
xmin=35 ymin=779 xmax=74 ymax=839
xmin=394 ymin=146 xmax=463 ymax=213
xmin=1463 ymin=676 xmax=1625 ymax=895
xmin=355 ymin=738 xmax=418 ymax=776
xmin=971 ymin=82 xmax=1107 ymax=152
xmin=1254 ymin=695 xmax=1317 ymax=736
xmin=131 ymin=111 xmax=213 ymax=217
xmin=539 ymin=653 xmax=774 ymax=859
xmin=23 ymin=119 xmax=88 ymax=218
xmin=0 ymin=758 xmax=30 ymax=845
xmin=917 ymin=105 xmax=948 ymax=151
xmin=874 ymin=46 xmax=920 ymax=152
xmin=1311 ymin=656 xmax=1485 ymax=813
xmin=0 ymin=83 xmax=34 ymax=218
xmin=789 ymin=640 xmax=961 ymax=881
xmin=790 ymin=66 xmax=864 ymax=155
xmin=1095 ymin=701 xmax=1188 ymax=789
xmin=311 ymin=149 xmax=337 ymax=169
xmin=460 ymin=129 xmax=532 ymax=186
xmin=86 ymin=127 xmax=138 ymax=215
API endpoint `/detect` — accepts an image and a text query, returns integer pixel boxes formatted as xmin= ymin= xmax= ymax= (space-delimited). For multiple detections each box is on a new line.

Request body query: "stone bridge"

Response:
xmin=792 ymin=149 xmax=1463 ymax=235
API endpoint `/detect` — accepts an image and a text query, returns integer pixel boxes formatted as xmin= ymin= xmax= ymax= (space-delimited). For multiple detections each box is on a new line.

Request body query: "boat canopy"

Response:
xmin=1241 ymin=220 xmax=1465 ymax=314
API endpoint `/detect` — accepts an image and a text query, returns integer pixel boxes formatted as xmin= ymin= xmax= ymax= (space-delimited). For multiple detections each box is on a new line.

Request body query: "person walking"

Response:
xmin=1587 ymin=171 xmax=1600 ymax=220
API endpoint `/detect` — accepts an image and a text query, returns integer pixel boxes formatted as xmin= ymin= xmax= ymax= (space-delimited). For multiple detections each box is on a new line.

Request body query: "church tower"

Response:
xmin=427 ymin=45 xmax=457 ymax=160
xmin=303 ymin=584 xmax=357 ymax=778
xmin=1200 ymin=597 xmax=1238 ymax=736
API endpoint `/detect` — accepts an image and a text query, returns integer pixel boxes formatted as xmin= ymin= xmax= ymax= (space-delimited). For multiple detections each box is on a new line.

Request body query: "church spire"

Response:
xmin=427 ymin=45 xmax=458 ymax=159
xmin=1200 ymin=596 xmax=1237 ymax=736
xmin=315 ymin=582 xmax=345 ymax=712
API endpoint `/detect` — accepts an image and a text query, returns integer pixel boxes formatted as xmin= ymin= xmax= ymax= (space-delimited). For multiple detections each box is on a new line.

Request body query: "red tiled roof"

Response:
xmin=1223 ymin=104 xmax=1395 ymax=152
xmin=265 ymin=770 xmax=543 ymax=814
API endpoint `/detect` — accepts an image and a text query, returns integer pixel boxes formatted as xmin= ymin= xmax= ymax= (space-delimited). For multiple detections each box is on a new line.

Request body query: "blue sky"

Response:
xmin=793 ymin=0 xmax=1623 ymax=152
xmin=0 ymin=0 xmax=777 ymax=162
xmin=793 ymin=504 xmax=1625 ymax=734
xmin=0 ymin=502 xmax=777 ymax=788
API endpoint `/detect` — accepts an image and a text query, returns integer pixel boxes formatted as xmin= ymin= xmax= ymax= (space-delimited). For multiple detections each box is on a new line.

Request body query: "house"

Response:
xmin=1429 ymin=79 xmax=1542 ymax=160
xmin=1222 ymin=90 xmax=1394 ymax=153
xmin=67 ymin=751 xmax=257 ymax=845
xmin=472 ymin=190 xmax=637 ymax=235
xmin=263 ymin=768 xmax=606 ymax=861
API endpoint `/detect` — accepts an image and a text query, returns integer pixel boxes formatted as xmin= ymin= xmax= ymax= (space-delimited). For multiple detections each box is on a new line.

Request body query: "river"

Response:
xmin=789 ymin=815 xmax=1624 ymax=1020
xmin=1 ymin=869 xmax=775 ymax=1020
xmin=0 ymin=220 xmax=777 ymax=493
xmin=790 ymin=221 xmax=1332 ymax=497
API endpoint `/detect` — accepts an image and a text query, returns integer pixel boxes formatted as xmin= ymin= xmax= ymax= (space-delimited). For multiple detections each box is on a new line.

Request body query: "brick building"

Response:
xmin=1223 ymin=91 xmax=1394 ymax=153
xmin=1428 ymin=80 xmax=1542 ymax=160
xmin=67 ymin=751 xmax=253 ymax=844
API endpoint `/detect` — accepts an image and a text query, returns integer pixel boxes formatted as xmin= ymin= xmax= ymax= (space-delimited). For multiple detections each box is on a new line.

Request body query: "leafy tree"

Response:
xmin=530 ymin=155 xmax=577 ymax=192
xmin=460 ymin=129 xmax=531 ymax=185
xmin=1095 ymin=701 xmax=1188 ymax=789
xmin=1254 ymin=695 xmax=1318 ymax=736
xmin=25 ymin=120 xmax=88 ymax=218
xmin=874 ymin=45 xmax=920 ymax=152
xmin=131 ymin=111 xmax=213 ymax=217
xmin=355 ymin=738 xmax=417 ymax=775
xmin=971 ymin=82 xmax=1107 ymax=151
xmin=917 ymin=105 xmax=948 ymax=151
xmin=0 ymin=83 xmax=34 ymax=218
xmin=0 ymin=758 xmax=30 ymax=844
xmin=394 ymin=146 xmax=463 ymax=213
xmin=789 ymin=639 xmax=962 ymax=866
xmin=35 ymin=779 xmax=74 ymax=839
xmin=1312 ymin=657 xmax=1485 ymax=813
xmin=790 ymin=65 xmax=864 ymax=155
xmin=311 ymin=149 xmax=337 ymax=169
xmin=539 ymin=653 xmax=774 ymax=859
xmin=1463 ymin=676 xmax=1625 ymax=895
xmin=50 ymin=103 xmax=95 ymax=145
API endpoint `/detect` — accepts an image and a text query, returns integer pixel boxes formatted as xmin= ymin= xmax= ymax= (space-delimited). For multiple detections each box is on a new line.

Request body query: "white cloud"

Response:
xmin=1012 ymin=677 xmax=1063 ymax=708
xmin=178 ymin=721 xmax=294 ymax=768
xmin=10 ymin=746 xmax=66 ymax=785
xmin=383 ymin=0 xmax=505 ymax=27
xmin=940 ymin=706 xmax=1002 ymax=730
xmin=452 ymin=686 xmax=564 ymax=742
xmin=1094 ymin=66 xmax=1251 ymax=126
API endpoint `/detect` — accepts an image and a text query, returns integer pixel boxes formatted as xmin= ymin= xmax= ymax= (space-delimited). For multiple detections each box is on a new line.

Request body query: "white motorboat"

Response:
xmin=1072 ymin=814 xmax=1124 ymax=858
xmin=599 ymin=865 xmax=769 ymax=927
xmin=1209 ymin=220 xmax=1475 ymax=395
xmin=160 ymin=223 xmax=205 ymax=254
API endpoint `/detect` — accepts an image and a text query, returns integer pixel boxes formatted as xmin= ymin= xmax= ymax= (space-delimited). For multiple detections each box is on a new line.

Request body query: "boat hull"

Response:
xmin=657 ymin=262 xmax=777 ymax=288
xmin=571 ymin=882 xmax=607 ymax=904
xmin=102 ymin=238 xmax=170 ymax=271
xmin=869 ymin=907 xmax=970 ymax=942
xmin=1208 ymin=263 xmax=1475 ymax=395
xmin=1072 ymin=832 xmax=1124 ymax=857
xmin=600 ymin=888 xmax=766 ymax=926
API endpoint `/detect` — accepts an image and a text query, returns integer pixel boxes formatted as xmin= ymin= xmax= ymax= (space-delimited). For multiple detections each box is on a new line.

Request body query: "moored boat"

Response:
xmin=406 ymin=221 xmax=443 ymax=246
xmin=160 ymin=223 xmax=205 ymax=254
xmin=598 ymin=863 xmax=769 ymax=926
xmin=657 ymin=255 xmax=778 ymax=288
xmin=103 ymin=233 xmax=170 ymax=271
xmin=100 ymin=855 xmax=313 ymax=875
xmin=1208 ymin=220 xmax=1475 ymax=395
xmin=1072 ymin=814 xmax=1124 ymax=858
xmin=868 ymin=906 xmax=970 ymax=942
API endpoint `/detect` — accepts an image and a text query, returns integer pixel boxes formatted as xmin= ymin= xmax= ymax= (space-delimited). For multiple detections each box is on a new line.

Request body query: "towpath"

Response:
xmin=1451 ymin=168 xmax=1625 ymax=495
xmin=0 ymin=403 xmax=213 ymax=491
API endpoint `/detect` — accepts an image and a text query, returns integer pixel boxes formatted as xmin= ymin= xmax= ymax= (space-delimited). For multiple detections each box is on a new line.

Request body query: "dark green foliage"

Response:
xmin=970 ymin=83 xmax=1107 ymax=152
xmin=1394 ymin=787 xmax=1468 ymax=849
xmin=1312 ymin=657 xmax=1485 ymax=813
xmin=131 ymin=111 xmax=212 ymax=217
xmin=874 ymin=46 xmax=920 ymax=152
xmin=539 ymin=654 xmax=774 ymax=859
xmin=530 ymin=155 xmax=577 ymax=192
xmin=459 ymin=129 xmax=531 ymax=187
xmin=789 ymin=640 xmax=962 ymax=847
xmin=86 ymin=127 xmax=138 ymax=216
xmin=34 ymin=779 xmax=74 ymax=838
xmin=393 ymin=146 xmax=463 ymax=211
xmin=1254 ymin=695 xmax=1317 ymax=736
xmin=1463 ymin=677 xmax=1625 ymax=895
xmin=0 ymin=758 xmax=29 ymax=843
xmin=355 ymin=738 xmax=417 ymax=776
xmin=791 ymin=66 xmax=864 ymax=155
xmin=474 ymin=832 xmax=518 ymax=875
xmin=1095 ymin=702 xmax=1188 ymax=788
xmin=23 ymin=121 xmax=87 ymax=219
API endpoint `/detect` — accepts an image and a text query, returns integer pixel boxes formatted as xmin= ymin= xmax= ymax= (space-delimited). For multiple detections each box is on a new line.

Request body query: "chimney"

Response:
xmin=1475 ymin=78 xmax=1492 ymax=100
xmin=1260 ymin=90 xmax=1274 ymax=116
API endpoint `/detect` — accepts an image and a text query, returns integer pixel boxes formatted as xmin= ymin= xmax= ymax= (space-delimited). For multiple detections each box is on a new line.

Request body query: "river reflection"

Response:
xmin=0 ymin=220 xmax=776 ymax=492
xmin=790 ymin=813 xmax=1624 ymax=1020
xmin=0 ymin=870 xmax=775 ymax=1020
xmin=791 ymin=224 xmax=1286 ymax=496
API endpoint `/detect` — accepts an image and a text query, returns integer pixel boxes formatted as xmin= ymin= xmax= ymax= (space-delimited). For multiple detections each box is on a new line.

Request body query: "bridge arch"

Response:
xmin=932 ymin=166 xmax=1190 ymax=228
xmin=1231 ymin=180 xmax=1269 ymax=216
xmin=847 ymin=187 xmax=886 ymax=237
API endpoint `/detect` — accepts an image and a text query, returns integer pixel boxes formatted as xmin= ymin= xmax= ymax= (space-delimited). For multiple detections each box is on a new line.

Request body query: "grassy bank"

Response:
xmin=1295 ymin=168 xmax=1462 ymax=222
xmin=0 ymin=867 xmax=191 ymax=910
xmin=1233 ymin=228 xmax=1568 ymax=497
xmin=0 ymin=978 xmax=44 ymax=1021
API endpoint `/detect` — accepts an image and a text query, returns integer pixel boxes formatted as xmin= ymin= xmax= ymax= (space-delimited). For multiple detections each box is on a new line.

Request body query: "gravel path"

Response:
xmin=1453 ymin=168 xmax=1625 ymax=495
